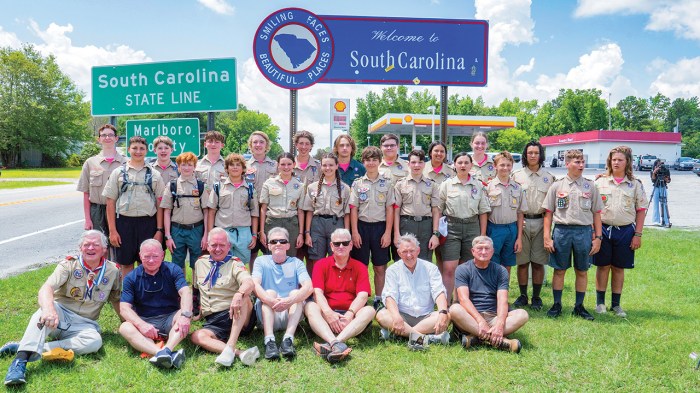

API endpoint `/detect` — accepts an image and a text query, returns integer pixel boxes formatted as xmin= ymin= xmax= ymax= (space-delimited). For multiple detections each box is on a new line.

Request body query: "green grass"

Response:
xmin=0 ymin=181 xmax=71 ymax=189
xmin=1 ymin=229 xmax=699 ymax=392
xmin=1 ymin=168 xmax=81 ymax=179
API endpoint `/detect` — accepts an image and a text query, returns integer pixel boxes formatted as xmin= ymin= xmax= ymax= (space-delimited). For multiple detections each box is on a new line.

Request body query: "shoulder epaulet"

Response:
xmin=65 ymin=255 xmax=77 ymax=261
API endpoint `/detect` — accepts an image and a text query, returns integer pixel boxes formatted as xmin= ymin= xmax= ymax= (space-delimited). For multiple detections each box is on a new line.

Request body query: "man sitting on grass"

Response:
xmin=1 ymin=230 xmax=122 ymax=386
xmin=449 ymin=236 xmax=529 ymax=353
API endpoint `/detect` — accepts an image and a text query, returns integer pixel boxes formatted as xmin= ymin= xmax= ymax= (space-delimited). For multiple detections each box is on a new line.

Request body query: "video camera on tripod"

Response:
xmin=652 ymin=161 xmax=670 ymax=188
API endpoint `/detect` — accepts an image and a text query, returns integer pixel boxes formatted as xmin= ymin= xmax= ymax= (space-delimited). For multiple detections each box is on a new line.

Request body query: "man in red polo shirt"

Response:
xmin=304 ymin=228 xmax=376 ymax=364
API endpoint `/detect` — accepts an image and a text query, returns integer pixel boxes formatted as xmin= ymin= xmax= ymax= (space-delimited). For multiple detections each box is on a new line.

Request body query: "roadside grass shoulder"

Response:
xmin=0 ymin=181 xmax=71 ymax=189
xmin=1 ymin=168 xmax=81 ymax=179
xmin=0 ymin=229 xmax=698 ymax=392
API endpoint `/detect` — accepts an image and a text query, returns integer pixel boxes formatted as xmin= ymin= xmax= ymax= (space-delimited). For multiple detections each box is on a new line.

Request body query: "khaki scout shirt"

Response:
xmin=260 ymin=175 xmax=305 ymax=219
xmin=511 ymin=167 xmax=555 ymax=215
xmin=195 ymin=155 xmax=226 ymax=196
xmin=301 ymin=180 xmax=351 ymax=216
xmin=294 ymin=158 xmax=321 ymax=185
xmin=379 ymin=158 xmax=409 ymax=184
xmin=193 ymin=255 xmax=252 ymax=317
xmin=470 ymin=156 xmax=496 ymax=184
xmin=423 ymin=161 xmax=456 ymax=187
xmin=542 ymin=175 xmax=604 ymax=226
xmin=77 ymin=152 xmax=127 ymax=205
xmin=151 ymin=160 xmax=179 ymax=186
xmin=595 ymin=175 xmax=648 ymax=226
xmin=102 ymin=163 xmax=165 ymax=217
xmin=160 ymin=176 xmax=205 ymax=225
xmin=394 ymin=175 xmax=440 ymax=217
xmin=208 ymin=178 xmax=259 ymax=228
xmin=246 ymin=156 xmax=278 ymax=195
xmin=438 ymin=176 xmax=491 ymax=219
xmin=486 ymin=178 xmax=528 ymax=224
xmin=349 ymin=173 xmax=394 ymax=223
xmin=46 ymin=256 xmax=121 ymax=321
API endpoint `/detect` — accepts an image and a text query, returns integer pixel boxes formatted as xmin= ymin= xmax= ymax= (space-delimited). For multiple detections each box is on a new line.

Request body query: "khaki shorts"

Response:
xmin=516 ymin=218 xmax=548 ymax=266
xmin=442 ymin=217 xmax=480 ymax=262
xmin=399 ymin=311 xmax=432 ymax=327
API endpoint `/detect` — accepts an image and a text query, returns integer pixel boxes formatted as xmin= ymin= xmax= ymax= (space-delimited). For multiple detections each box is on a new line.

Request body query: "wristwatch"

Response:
xmin=594 ymin=235 xmax=603 ymax=240
xmin=439 ymin=309 xmax=448 ymax=315
xmin=432 ymin=230 xmax=440 ymax=237
xmin=156 ymin=227 xmax=165 ymax=233
xmin=181 ymin=311 xmax=193 ymax=318
xmin=165 ymin=235 xmax=172 ymax=240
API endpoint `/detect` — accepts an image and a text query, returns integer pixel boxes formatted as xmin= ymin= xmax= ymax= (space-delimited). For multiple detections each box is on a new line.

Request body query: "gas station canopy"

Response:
xmin=368 ymin=113 xmax=517 ymax=137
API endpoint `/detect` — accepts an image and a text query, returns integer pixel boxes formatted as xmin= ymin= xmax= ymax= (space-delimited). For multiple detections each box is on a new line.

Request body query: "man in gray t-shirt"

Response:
xmin=449 ymin=236 xmax=529 ymax=353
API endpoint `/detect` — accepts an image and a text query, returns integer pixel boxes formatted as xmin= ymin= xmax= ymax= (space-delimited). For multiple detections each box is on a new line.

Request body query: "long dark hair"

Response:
xmin=521 ymin=141 xmax=545 ymax=168
xmin=315 ymin=153 xmax=342 ymax=207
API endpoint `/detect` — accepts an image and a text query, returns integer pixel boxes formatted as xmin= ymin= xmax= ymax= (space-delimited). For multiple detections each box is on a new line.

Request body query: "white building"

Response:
xmin=540 ymin=130 xmax=682 ymax=169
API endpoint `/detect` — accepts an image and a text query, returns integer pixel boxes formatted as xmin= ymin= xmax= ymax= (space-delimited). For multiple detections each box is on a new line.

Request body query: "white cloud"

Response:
xmin=514 ymin=57 xmax=535 ymax=76
xmin=197 ymin=0 xmax=235 ymax=15
xmin=0 ymin=26 xmax=21 ymax=47
xmin=649 ymin=56 xmax=700 ymax=98
xmin=573 ymin=0 xmax=656 ymax=17
xmin=475 ymin=0 xmax=536 ymax=55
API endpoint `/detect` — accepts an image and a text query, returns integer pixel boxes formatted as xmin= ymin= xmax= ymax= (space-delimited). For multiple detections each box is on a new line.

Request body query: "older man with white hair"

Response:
xmin=118 ymin=239 xmax=192 ymax=369
xmin=2 ymin=230 xmax=121 ymax=387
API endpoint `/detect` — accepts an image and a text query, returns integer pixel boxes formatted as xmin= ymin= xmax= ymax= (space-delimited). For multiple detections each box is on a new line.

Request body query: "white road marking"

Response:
xmin=0 ymin=219 xmax=84 ymax=246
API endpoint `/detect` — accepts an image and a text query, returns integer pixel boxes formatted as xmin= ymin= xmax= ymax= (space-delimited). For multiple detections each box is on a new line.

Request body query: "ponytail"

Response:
xmin=335 ymin=169 xmax=342 ymax=205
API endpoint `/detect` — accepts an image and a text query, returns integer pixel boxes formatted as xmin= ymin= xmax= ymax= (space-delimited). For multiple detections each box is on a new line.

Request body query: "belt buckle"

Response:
xmin=415 ymin=216 xmax=423 ymax=222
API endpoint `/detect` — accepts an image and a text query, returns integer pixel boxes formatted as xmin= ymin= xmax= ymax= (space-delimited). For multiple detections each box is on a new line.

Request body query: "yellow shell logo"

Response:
xmin=334 ymin=101 xmax=347 ymax=112
xmin=404 ymin=115 xmax=413 ymax=123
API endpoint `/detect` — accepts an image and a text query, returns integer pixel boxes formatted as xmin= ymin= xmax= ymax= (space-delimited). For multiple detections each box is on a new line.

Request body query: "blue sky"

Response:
xmin=1 ymin=0 xmax=698 ymax=149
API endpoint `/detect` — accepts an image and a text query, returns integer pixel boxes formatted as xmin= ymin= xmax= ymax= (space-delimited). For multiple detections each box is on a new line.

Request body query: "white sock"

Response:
xmin=283 ymin=334 xmax=294 ymax=341
xmin=264 ymin=335 xmax=275 ymax=344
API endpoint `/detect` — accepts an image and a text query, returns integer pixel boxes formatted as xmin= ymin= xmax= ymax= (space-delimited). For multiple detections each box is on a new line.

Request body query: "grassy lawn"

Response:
xmin=0 ymin=229 xmax=698 ymax=392
xmin=0 ymin=181 xmax=71 ymax=189
xmin=1 ymin=168 xmax=81 ymax=179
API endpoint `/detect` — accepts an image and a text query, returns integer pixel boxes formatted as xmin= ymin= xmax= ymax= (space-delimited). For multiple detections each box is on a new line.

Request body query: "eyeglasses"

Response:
xmin=381 ymin=144 xmax=397 ymax=149
xmin=331 ymin=240 xmax=351 ymax=247
xmin=269 ymin=239 xmax=289 ymax=245
xmin=99 ymin=134 xmax=116 ymax=138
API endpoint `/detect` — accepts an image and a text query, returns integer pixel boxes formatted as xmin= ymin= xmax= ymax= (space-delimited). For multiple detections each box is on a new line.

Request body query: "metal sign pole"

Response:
xmin=290 ymin=89 xmax=298 ymax=156
xmin=207 ymin=112 xmax=215 ymax=131
xmin=440 ymin=85 xmax=448 ymax=142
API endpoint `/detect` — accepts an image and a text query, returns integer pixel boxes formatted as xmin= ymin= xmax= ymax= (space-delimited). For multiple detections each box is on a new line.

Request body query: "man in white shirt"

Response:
xmin=375 ymin=233 xmax=450 ymax=350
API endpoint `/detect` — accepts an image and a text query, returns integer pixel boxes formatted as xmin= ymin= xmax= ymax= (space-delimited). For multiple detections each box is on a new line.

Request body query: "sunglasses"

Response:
xmin=268 ymin=239 xmax=289 ymax=245
xmin=331 ymin=240 xmax=351 ymax=247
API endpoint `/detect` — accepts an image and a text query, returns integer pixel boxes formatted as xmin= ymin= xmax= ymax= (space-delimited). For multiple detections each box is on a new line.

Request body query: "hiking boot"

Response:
xmin=512 ymin=294 xmax=528 ymax=308
xmin=572 ymin=304 xmax=595 ymax=321
xmin=373 ymin=298 xmax=385 ymax=312
xmin=408 ymin=333 xmax=427 ymax=351
xmin=280 ymin=337 xmax=296 ymax=358
xmin=426 ymin=331 xmax=450 ymax=345
xmin=171 ymin=349 xmax=186 ymax=369
xmin=238 ymin=346 xmax=260 ymax=366
xmin=461 ymin=334 xmax=483 ymax=349
xmin=42 ymin=348 xmax=74 ymax=362
xmin=530 ymin=297 xmax=543 ymax=311
xmin=0 ymin=342 xmax=19 ymax=357
xmin=264 ymin=340 xmax=280 ymax=360
xmin=149 ymin=348 xmax=173 ymax=369
xmin=313 ymin=342 xmax=332 ymax=358
xmin=595 ymin=304 xmax=607 ymax=314
xmin=326 ymin=341 xmax=352 ymax=364
xmin=3 ymin=359 xmax=26 ymax=386
xmin=547 ymin=302 xmax=562 ymax=318
xmin=611 ymin=306 xmax=628 ymax=318
xmin=497 ymin=338 xmax=522 ymax=353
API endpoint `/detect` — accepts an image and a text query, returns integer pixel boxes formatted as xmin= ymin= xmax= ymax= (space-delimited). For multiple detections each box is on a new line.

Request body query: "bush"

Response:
xmin=78 ymin=142 xmax=102 ymax=164
xmin=66 ymin=153 xmax=82 ymax=167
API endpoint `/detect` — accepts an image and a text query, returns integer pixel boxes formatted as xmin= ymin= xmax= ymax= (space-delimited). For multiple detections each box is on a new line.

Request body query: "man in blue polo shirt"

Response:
xmin=119 ymin=239 xmax=192 ymax=369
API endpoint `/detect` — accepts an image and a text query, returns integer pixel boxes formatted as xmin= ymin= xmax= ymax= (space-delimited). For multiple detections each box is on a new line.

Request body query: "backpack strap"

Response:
xmin=213 ymin=182 xmax=221 ymax=210
xmin=170 ymin=179 xmax=180 ymax=209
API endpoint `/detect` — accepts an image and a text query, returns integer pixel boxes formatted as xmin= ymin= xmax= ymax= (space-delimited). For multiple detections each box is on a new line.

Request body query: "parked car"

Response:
xmin=510 ymin=153 xmax=522 ymax=163
xmin=672 ymin=156 xmax=694 ymax=171
xmin=693 ymin=160 xmax=700 ymax=177
xmin=639 ymin=154 xmax=658 ymax=171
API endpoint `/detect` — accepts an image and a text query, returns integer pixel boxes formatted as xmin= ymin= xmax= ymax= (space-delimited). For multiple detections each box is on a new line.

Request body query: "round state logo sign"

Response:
xmin=254 ymin=8 xmax=334 ymax=89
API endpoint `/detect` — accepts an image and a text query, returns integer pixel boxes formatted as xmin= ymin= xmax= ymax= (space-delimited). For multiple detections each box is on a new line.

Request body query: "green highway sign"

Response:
xmin=125 ymin=118 xmax=201 ymax=158
xmin=92 ymin=58 xmax=237 ymax=116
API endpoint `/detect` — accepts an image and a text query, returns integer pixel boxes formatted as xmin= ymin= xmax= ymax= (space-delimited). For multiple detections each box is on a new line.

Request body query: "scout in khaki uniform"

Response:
xmin=77 ymin=124 xmax=126 ymax=236
xmin=195 ymin=130 xmax=227 ymax=202
xmin=593 ymin=146 xmax=648 ymax=318
xmin=190 ymin=228 xmax=260 ymax=367
xmin=469 ymin=132 xmax=496 ymax=184
xmin=438 ymin=152 xmax=490 ymax=302
xmin=302 ymin=153 xmax=350 ymax=272
xmin=349 ymin=146 xmax=394 ymax=311
xmin=378 ymin=133 xmax=408 ymax=184
xmin=161 ymin=152 xmax=207 ymax=272
xmin=485 ymin=151 xmax=528 ymax=276
xmin=259 ymin=153 xmax=305 ymax=257
xmin=1 ymin=231 xmax=121 ymax=387
xmin=542 ymin=149 xmax=603 ymax=321
xmin=334 ymin=134 xmax=366 ymax=186
xmin=103 ymin=136 xmax=166 ymax=278
xmin=510 ymin=141 xmax=555 ymax=311
xmin=393 ymin=150 xmax=440 ymax=262
xmin=293 ymin=130 xmax=321 ymax=186
xmin=150 ymin=136 xmax=179 ymax=185
xmin=207 ymin=154 xmax=259 ymax=265
xmin=424 ymin=141 xmax=456 ymax=186
xmin=246 ymin=131 xmax=278 ymax=267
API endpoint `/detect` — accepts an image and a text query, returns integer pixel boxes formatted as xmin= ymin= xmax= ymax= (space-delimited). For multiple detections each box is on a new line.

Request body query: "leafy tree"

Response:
xmin=0 ymin=45 xmax=90 ymax=167
xmin=550 ymin=88 xmax=608 ymax=133
xmin=617 ymin=95 xmax=651 ymax=130
xmin=491 ymin=128 xmax=531 ymax=153
xmin=220 ymin=107 xmax=282 ymax=157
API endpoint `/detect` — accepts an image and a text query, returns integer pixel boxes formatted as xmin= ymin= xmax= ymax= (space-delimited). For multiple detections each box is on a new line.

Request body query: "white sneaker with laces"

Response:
xmin=595 ymin=304 xmax=607 ymax=314
xmin=238 ymin=346 xmax=260 ymax=366
xmin=215 ymin=346 xmax=236 ymax=367
xmin=611 ymin=306 xmax=627 ymax=318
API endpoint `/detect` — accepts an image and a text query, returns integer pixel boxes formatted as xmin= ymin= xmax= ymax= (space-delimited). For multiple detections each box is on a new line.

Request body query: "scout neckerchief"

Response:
xmin=201 ymin=253 xmax=233 ymax=289
xmin=81 ymin=255 xmax=106 ymax=300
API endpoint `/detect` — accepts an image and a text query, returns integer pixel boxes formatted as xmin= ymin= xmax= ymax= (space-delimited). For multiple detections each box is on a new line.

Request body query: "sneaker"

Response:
xmin=530 ymin=297 xmax=543 ymax=311
xmin=149 ymin=348 xmax=173 ymax=369
xmin=238 ymin=346 xmax=260 ymax=366
xmin=264 ymin=340 xmax=280 ymax=360
xmin=408 ymin=333 xmax=427 ymax=351
xmin=171 ymin=349 xmax=186 ymax=369
xmin=379 ymin=328 xmax=392 ymax=341
xmin=572 ymin=304 xmax=595 ymax=321
xmin=461 ymin=334 xmax=483 ymax=349
xmin=497 ymin=338 xmax=522 ymax=354
xmin=0 ymin=342 xmax=19 ymax=357
xmin=279 ymin=337 xmax=296 ymax=358
xmin=373 ymin=298 xmax=385 ymax=312
xmin=215 ymin=346 xmax=236 ymax=367
xmin=547 ymin=302 xmax=562 ymax=318
xmin=611 ymin=306 xmax=628 ymax=318
xmin=426 ymin=331 xmax=450 ymax=345
xmin=512 ymin=294 xmax=529 ymax=308
xmin=595 ymin=304 xmax=607 ymax=314
xmin=3 ymin=359 xmax=27 ymax=386
xmin=42 ymin=348 xmax=74 ymax=362
xmin=326 ymin=341 xmax=352 ymax=364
